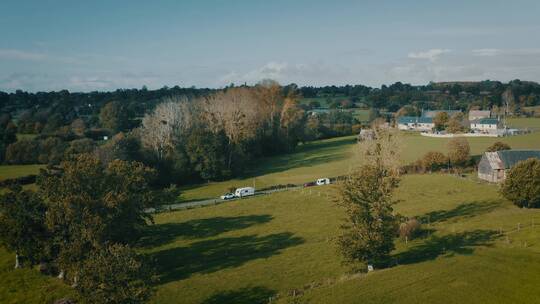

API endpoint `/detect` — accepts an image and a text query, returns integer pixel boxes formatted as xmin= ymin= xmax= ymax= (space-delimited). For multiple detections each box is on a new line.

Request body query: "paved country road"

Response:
xmin=145 ymin=176 xmax=345 ymax=214
xmin=145 ymin=185 xmax=302 ymax=214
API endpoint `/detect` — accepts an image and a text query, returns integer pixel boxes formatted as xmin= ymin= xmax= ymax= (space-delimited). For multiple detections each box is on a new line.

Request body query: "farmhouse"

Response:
xmin=470 ymin=118 xmax=500 ymax=133
xmin=468 ymin=110 xmax=491 ymax=121
xmin=397 ymin=116 xmax=434 ymax=131
xmin=478 ymin=150 xmax=540 ymax=182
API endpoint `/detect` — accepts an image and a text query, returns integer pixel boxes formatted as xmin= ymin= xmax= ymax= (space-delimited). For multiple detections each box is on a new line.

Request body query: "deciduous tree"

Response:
xmin=501 ymin=158 xmax=540 ymax=208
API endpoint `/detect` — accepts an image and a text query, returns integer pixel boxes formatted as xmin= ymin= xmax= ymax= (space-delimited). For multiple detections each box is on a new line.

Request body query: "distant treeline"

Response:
xmin=1 ymin=79 xmax=540 ymax=186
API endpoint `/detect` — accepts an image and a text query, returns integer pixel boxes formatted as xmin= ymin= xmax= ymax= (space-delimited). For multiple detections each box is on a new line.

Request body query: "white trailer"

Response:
xmin=235 ymin=187 xmax=255 ymax=198
xmin=316 ymin=178 xmax=330 ymax=186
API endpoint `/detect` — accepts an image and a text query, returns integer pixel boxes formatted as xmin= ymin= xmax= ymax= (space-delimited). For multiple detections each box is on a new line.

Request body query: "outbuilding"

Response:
xmin=478 ymin=150 xmax=540 ymax=182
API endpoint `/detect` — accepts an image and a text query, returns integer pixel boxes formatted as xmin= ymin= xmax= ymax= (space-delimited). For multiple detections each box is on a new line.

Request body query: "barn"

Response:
xmin=478 ymin=150 xmax=540 ymax=183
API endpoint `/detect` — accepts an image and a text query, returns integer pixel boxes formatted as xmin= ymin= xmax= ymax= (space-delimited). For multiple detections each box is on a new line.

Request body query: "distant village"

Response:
xmin=397 ymin=109 xmax=525 ymax=137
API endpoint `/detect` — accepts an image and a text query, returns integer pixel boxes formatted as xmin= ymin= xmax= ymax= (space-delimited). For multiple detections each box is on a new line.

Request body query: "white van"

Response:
xmin=316 ymin=178 xmax=330 ymax=186
xmin=235 ymin=187 xmax=255 ymax=198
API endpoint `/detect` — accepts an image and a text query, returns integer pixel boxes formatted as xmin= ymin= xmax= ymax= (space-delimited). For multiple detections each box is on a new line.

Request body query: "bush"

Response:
xmin=420 ymin=151 xmax=448 ymax=172
xmin=447 ymin=138 xmax=470 ymax=166
xmin=501 ymin=158 xmax=540 ymax=208
xmin=486 ymin=141 xmax=511 ymax=152
xmin=398 ymin=218 xmax=421 ymax=240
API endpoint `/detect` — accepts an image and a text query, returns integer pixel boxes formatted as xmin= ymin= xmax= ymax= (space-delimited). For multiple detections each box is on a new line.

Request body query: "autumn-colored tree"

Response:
xmin=501 ymin=158 xmax=540 ymax=208
xmin=421 ymin=151 xmax=448 ymax=172
xmin=447 ymin=138 xmax=470 ymax=166
xmin=280 ymin=97 xmax=306 ymax=148
xmin=446 ymin=112 xmax=465 ymax=134
xmin=486 ymin=141 xmax=511 ymax=152
xmin=433 ymin=112 xmax=449 ymax=131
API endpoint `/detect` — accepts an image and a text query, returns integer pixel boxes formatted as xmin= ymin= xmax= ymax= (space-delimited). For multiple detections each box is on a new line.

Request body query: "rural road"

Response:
xmin=145 ymin=184 xmax=324 ymax=213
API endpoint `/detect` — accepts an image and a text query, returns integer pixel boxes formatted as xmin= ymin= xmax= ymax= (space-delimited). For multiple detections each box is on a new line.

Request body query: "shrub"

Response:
xmin=421 ymin=151 xmax=448 ymax=172
xmin=486 ymin=141 xmax=511 ymax=152
xmin=501 ymin=158 xmax=540 ymax=208
xmin=447 ymin=138 xmax=470 ymax=166
xmin=398 ymin=218 xmax=421 ymax=240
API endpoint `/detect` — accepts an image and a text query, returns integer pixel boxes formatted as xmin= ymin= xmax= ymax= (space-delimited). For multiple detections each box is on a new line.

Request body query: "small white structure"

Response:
xmin=468 ymin=110 xmax=491 ymax=121
xmin=235 ymin=187 xmax=255 ymax=198
xmin=470 ymin=118 xmax=499 ymax=133
xmin=316 ymin=178 xmax=330 ymax=186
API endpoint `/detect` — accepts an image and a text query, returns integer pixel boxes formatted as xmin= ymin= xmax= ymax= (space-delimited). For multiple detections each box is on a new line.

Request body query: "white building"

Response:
xmin=397 ymin=116 xmax=434 ymax=131
xmin=470 ymin=118 xmax=500 ymax=133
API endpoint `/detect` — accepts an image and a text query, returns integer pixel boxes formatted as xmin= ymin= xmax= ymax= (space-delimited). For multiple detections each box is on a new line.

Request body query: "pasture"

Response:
xmin=151 ymin=174 xmax=540 ymax=303
xmin=0 ymin=164 xmax=44 ymax=181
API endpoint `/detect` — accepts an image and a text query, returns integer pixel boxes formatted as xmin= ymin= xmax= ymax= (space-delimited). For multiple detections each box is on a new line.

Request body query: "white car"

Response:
xmin=220 ymin=193 xmax=236 ymax=200
xmin=316 ymin=178 xmax=330 ymax=186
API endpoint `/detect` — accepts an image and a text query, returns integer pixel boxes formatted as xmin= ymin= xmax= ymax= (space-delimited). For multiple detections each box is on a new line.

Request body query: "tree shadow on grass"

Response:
xmin=241 ymin=136 xmax=356 ymax=178
xmin=419 ymin=200 xmax=502 ymax=224
xmin=152 ymin=232 xmax=304 ymax=284
xmin=202 ymin=286 xmax=276 ymax=304
xmin=138 ymin=215 xmax=273 ymax=248
xmin=394 ymin=229 xmax=497 ymax=266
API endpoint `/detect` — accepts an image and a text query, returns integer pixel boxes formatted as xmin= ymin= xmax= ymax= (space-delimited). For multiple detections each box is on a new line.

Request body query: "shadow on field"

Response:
xmin=138 ymin=215 xmax=273 ymax=247
xmin=419 ymin=200 xmax=502 ymax=224
xmin=394 ymin=229 xmax=497 ymax=265
xmin=153 ymin=232 xmax=304 ymax=283
xmin=242 ymin=136 xmax=355 ymax=178
xmin=202 ymin=286 xmax=276 ymax=304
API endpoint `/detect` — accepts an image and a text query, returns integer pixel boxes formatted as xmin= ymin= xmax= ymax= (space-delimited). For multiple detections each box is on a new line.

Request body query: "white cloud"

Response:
xmin=472 ymin=49 xmax=501 ymax=57
xmin=408 ymin=49 xmax=451 ymax=62
xmin=0 ymin=49 xmax=46 ymax=61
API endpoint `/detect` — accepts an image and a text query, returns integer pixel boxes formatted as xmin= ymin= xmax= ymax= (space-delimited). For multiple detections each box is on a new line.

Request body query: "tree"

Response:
xmin=77 ymin=244 xmax=154 ymax=304
xmin=37 ymin=154 xmax=156 ymax=281
xmin=338 ymin=126 xmax=400 ymax=267
xmin=100 ymin=101 xmax=128 ymax=132
xmin=501 ymin=158 xmax=540 ymax=208
xmin=433 ymin=112 xmax=449 ymax=131
xmin=421 ymin=151 xmax=448 ymax=172
xmin=446 ymin=112 xmax=465 ymax=134
xmin=447 ymin=138 xmax=470 ymax=166
xmin=139 ymin=97 xmax=193 ymax=161
xmin=280 ymin=97 xmax=306 ymax=149
xmin=0 ymin=186 xmax=48 ymax=268
xmin=395 ymin=105 xmax=418 ymax=118
xmin=185 ymin=129 xmax=230 ymax=180
xmin=486 ymin=141 xmax=511 ymax=152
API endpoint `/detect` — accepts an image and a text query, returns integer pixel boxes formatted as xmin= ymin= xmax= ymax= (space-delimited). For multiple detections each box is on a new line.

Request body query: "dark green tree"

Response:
xmin=501 ymin=158 xmax=540 ymax=208
xmin=0 ymin=186 xmax=48 ymax=268
xmin=77 ymin=244 xmax=154 ymax=304
xmin=37 ymin=154 xmax=156 ymax=281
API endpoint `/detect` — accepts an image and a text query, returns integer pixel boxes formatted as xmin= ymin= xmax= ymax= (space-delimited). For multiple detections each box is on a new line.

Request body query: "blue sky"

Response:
xmin=1 ymin=0 xmax=540 ymax=92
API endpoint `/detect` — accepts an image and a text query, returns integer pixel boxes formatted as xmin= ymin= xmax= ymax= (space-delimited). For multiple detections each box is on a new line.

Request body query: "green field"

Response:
xmin=181 ymin=118 xmax=540 ymax=201
xmin=0 ymin=164 xmax=45 ymax=181
xmin=150 ymin=174 xmax=540 ymax=303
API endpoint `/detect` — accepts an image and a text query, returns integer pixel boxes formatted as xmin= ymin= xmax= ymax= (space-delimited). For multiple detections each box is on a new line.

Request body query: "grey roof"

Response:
xmin=422 ymin=110 xmax=461 ymax=118
xmin=471 ymin=118 xmax=499 ymax=125
xmin=397 ymin=116 xmax=433 ymax=124
xmin=469 ymin=110 xmax=491 ymax=118
xmin=496 ymin=150 xmax=540 ymax=169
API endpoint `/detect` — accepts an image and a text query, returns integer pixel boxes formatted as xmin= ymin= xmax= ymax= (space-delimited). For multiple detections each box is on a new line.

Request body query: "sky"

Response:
xmin=1 ymin=0 xmax=540 ymax=92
